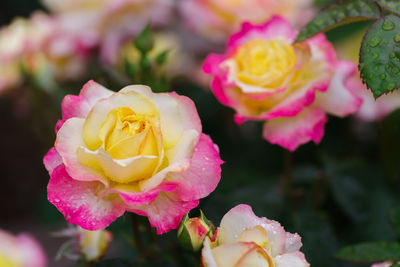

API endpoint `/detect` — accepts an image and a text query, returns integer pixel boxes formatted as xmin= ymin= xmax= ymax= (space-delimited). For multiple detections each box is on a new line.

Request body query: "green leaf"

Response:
xmin=360 ymin=15 xmax=400 ymax=98
xmin=296 ymin=0 xmax=381 ymax=42
xmin=134 ymin=24 xmax=154 ymax=54
xmin=335 ymin=242 xmax=400 ymax=262
xmin=390 ymin=206 xmax=400 ymax=235
xmin=376 ymin=0 xmax=400 ymax=15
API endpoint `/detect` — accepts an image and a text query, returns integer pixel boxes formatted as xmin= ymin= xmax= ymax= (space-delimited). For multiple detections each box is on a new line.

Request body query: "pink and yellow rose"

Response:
xmin=44 ymin=80 xmax=223 ymax=234
xmin=180 ymin=0 xmax=315 ymax=42
xmin=203 ymin=17 xmax=362 ymax=151
xmin=201 ymin=204 xmax=309 ymax=267
xmin=0 ymin=229 xmax=47 ymax=267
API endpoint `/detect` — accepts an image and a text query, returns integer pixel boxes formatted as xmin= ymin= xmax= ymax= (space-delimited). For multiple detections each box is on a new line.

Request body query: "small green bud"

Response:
xmin=134 ymin=24 xmax=154 ymax=54
xmin=177 ymin=212 xmax=214 ymax=251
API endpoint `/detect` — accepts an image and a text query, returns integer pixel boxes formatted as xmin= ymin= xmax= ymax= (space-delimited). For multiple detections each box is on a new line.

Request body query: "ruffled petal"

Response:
xmin=47 ymin=165 xmax=126 ymax=230
xmin=316 ymin=61 xmax=362 ymax=117
xmin=61 ymin=80 xmax=113 ymax=124
xmin=274 ymin=251 xmax=309 ymax=267
xmin=201 ymin=237 xmax=219 ymax=267
xmin=43 ymin=147 xmax=62 ymax=175
xmin=104 ymin=182 xmax=178 ymax=206
xmin=168 ymin=134 xmax=223 ymax=202
xmin=285 ymin=232 xmax=302 ymax=253
xmin=227 ymin=16 xmax=297 ymax=52
xmin=129 ymin=193 xmax=199 ymax=234
xmin=56 ymin=118 xmax=108 ymax=185
xmin=262 ymin=107 xmax=327 ymax=151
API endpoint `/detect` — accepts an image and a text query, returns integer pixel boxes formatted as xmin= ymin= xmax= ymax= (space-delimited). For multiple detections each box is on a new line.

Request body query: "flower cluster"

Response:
xmin=44 ymin=81 xmax=223 ymax=234
xmin=204 ymin=17 xmax=362 ymax=151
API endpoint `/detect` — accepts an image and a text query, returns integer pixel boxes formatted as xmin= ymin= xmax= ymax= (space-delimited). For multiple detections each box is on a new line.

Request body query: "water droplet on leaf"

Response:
xmin=369 ymin=36 xmax=381 ymax=47
xmin=382 ymin=19 xmax=395 ymax=31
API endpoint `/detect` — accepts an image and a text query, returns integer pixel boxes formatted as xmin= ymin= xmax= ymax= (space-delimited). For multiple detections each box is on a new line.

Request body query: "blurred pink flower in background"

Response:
xmin=180 ymin=0 xmax=315 ymax=42
xmin=336 ymin=29 xmax=400 ymax=122
xmin=203 ymin=17 xmax=362 ymax=151
xmin=0 ymin=11 xmax=93 ymax=92
xmin=0 ymin=229 xmax=47 ymax=267
xmin=42 ymin=0 xmax=174 ymax=63
xmin=201 ymin=204 xmax=309 ymax=267
xmin=44 ymin=81 xmax=223 ymax=234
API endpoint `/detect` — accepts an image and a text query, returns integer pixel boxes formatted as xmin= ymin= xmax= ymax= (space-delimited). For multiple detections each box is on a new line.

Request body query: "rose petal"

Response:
xmin=105 ymin=182 xmax=178 ymax=206
xmin=129 ymin=193 xmax=199 ymax=234
xmin=168 ymin=134 xmax=223 ymax=202
xmin=43 ymin=147 xmax=62 ymax=175
xmin=316 ymin=61 xmax=362 ymax=117
xmin=218 ymin=204 xmax=288 ymax=256
xmin=227 ymin=16 xmax=297 ymax=52
xmin=56 ymin=118 xmax=108 ymax=185
xmin=274 ymin=251 xmax=309 ymax=267
xmin=201 ymin=237 xmax=219 ymax=267
xmin=48 ymin=165 xmax=126 ymax=230
xmin=61 ymin=80 xmax=113 ymax=123
xmin=262 ymin=107 xmax=327 ymax=151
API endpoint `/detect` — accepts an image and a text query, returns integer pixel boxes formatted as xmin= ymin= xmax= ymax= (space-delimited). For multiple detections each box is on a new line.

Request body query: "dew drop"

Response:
xmin=369 ymin=36 xmax=381 ymax=47
xmin=392 ymin=67 xmax=400 ymax=74
xmin=394 ymin=35 xmax=400 ymax=43
xmin=380 ymin=73 xmax=387 ymax=79
xmin=390 ymin=52 xmax=396 ymax=59
xmin=382 ymin=19 xmax=395 ymax=31
xmin=372 ymin=52 xmax=378 ymax=59
xmin=388 ymin=83 xmax=396 ymax=90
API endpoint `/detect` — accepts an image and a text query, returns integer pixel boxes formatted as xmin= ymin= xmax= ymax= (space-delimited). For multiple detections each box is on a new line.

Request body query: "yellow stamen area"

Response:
xmin=99 ymin=107 xmax=158 ymax=160
xmin=234 ymin=39 xmax=296 ymax=88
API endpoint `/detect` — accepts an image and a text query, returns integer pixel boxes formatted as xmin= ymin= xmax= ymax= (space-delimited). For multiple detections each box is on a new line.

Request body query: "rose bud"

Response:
xmin=178 ymin=212 xmax=214 ymax=251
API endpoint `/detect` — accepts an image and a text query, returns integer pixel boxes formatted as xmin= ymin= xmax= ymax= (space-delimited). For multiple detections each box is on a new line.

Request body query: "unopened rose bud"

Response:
xmin=178 ymin=212 xmax=214 ymax=251
xmin=78 ymin=228 xmax=113 ymax=262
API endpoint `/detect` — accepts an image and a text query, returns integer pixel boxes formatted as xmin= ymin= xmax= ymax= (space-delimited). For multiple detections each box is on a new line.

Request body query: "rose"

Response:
xmin=44 ymin=80 xmax=223 ymax=234
xmin=203 ymin=17 xmax=362 ymax=151
xmin=0 ymin=229 xmax=47 ymax=267
xmin=42 ymin=0 xmax=174 ymax=63
xmin=201 ymin=204 xmax=309 ymax=267
xmin=180 ymin=0 xmax=315 ymax=42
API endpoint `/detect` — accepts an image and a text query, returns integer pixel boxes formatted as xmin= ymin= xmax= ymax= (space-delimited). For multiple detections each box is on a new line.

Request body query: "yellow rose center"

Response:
xmin=234 ymin=39 xmax=297 ymax=88
xmin=99 ymin=107 xmax=158 ymax=160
